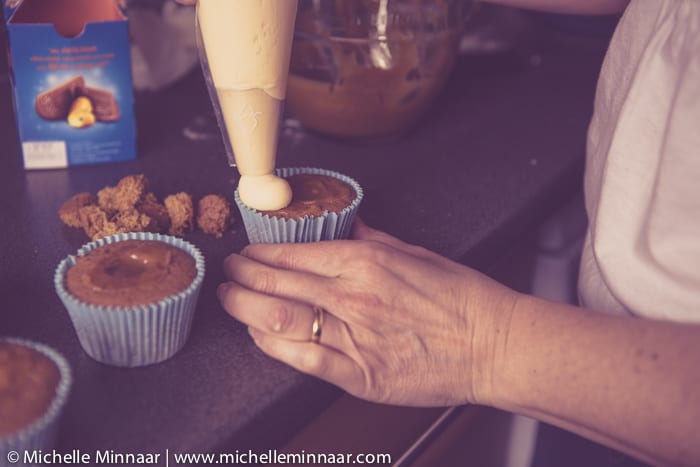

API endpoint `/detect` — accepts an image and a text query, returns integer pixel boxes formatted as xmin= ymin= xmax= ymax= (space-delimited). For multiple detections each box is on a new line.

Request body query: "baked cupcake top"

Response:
xmin=261 ymin=174 xmax=356 ymax=219
xmin=0 ymin=342 xmax=61 ymax=438
xmin=65 ymin=239 xmax=197 ymax=307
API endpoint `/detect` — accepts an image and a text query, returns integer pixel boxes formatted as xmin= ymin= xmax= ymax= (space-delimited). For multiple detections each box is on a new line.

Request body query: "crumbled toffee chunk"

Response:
xmin=114 ymin=208 xmax=155 ymax=233
xmin=78 ymin=205 xmax=122 ymax=240
xmin=164 ymin=192 xmax=194 ymax=236
xmin=197 ymin=194 xmax=232 ymax=238
xmin=138 ymin=193 xmax=171 ymax=234
xmin=59 ymin=192 xmax=96 ymax=228
xmin=60 ymin=175 xmax=232 ymax=240
xmin=97 ymin=174 xmax=148 ymax=214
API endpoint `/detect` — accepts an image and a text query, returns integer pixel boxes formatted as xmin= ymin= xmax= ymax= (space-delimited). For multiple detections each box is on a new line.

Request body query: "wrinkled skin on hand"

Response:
xmin=218 ymin=219 xmax=519 ymax=407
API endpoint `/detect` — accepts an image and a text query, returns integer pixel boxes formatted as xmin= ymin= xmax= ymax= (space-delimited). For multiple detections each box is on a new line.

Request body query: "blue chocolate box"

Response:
xmin=6 ymin=0 xmax=136 ymax=169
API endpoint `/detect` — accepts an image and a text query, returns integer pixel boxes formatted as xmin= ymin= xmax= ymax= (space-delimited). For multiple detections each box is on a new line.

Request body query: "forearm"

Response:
xmin=482 ymin=0 xmax=630 ymax=15
xmin=483 ymin=294 xmax=700 ymax=466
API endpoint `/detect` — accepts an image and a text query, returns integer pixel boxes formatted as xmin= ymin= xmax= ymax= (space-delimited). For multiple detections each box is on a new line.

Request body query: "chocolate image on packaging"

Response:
xmin=34 ymin=76 xmax=120 ymax=124
xmin=34 ymin=75 xmax=85 ymax=120
xmin=81 ymin=86 xmax=120 ymax=122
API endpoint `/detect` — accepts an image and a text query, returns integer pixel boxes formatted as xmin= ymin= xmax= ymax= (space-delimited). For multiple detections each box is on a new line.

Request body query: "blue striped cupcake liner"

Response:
xmin=234 ymin=167 xmax=364 ymax=243
xmin=0 ymin=337 xmax=72 ymax=466
xmin=54 ymin=232 xmax=205 ymax=367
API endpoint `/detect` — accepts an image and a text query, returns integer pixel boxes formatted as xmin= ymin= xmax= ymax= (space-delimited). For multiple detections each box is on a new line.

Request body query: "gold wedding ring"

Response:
xmin=311 ymin=306 xmax=325 ymax=344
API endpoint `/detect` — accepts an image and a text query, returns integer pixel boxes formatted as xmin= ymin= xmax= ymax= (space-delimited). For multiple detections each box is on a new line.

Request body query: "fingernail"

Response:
xmin=217 ymin=283 xmax=230 ymax=302
xmin=222 ymin=253 xmax=237 ymax=270
xmin=248 ymin=326 xmax=262 ymax=341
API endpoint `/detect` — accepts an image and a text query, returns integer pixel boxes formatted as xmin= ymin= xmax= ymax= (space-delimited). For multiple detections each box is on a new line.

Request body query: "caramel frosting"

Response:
xmin=0 ymin=342 xmax=60 ymax=437
xmin=261 ymin=174 xmax=356 ymax=219
xmin=66 ymin=240 xmax=196 ymax=307
xmin=238 ymin=174 xmax=293 ymax=212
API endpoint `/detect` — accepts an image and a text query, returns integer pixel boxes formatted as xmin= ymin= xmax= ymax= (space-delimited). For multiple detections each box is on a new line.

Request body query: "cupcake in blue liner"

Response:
xmin=0 ymin=337 xmax=72 ymax=464
xmin=54 ymin=232 xmax=205 ymax=367
xmin=234 ymin=167 xmax=364 ymax=244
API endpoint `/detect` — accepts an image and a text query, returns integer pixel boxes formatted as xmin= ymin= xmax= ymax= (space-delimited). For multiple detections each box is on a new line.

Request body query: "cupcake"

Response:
xmin=235 ymin=167 xmax=363 ymax=243
xmin=0 ymin=338 xmax=72 ymax=459
xmin=54 ymin=232 xmax=205 ymax=367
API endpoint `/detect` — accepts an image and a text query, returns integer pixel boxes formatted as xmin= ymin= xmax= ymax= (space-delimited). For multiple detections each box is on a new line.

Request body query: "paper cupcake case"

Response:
xmin=0 ymin=337 xmax=72 ymax=464
xmin=54 ymin=232 xmax=205 ymax=367
xmin=235 ymin=167 xmax=364 ymax=243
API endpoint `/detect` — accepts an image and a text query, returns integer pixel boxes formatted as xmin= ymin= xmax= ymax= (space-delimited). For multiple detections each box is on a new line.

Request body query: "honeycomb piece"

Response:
xmin=59 ymin=192 xmax=96 ymax=228
xmin=138 ymin=193 xmax=171 ymax=234
xmin=197 ymin=194 xmax=232 ymax=238
xmin=164 ymin=192 xmax=194 ymax=236
xmin=78 ymin=205 xmax=121 ymax=240
xmin=97 ymin=174 xmax=149 ymax=214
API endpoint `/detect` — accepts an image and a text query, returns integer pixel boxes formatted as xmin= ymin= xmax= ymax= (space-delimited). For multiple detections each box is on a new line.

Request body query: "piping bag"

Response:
xmin=195 ymin=0 xmax=298 ymax=211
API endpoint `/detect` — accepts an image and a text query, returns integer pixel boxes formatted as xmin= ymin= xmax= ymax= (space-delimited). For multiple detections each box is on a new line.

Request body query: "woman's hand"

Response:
xmin=218 ymin=219 xmax=519 ymax=407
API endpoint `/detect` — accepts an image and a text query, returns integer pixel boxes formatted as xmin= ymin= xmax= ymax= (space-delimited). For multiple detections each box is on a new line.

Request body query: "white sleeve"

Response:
xmin=580 ymin=0 xmax=700 ymax=323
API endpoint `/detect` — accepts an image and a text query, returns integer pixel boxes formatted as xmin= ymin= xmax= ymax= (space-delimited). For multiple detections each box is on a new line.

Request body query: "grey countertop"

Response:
xmin=0 ymin=17 xmax=610 ymax=456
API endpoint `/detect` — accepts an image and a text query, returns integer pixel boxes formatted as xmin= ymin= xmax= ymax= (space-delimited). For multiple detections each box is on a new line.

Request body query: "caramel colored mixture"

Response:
xmin=261 ymin=174 xmax=355 ymax=219
xmin=88 ymin=241 xmax=174 ymax=290
xmin=287 ymin=6 xmax=461 ymax=137
xmin=0 ymin=342 xmax=60 ymax=437
xmin=66 ymin=240 xmax=196 ymax=307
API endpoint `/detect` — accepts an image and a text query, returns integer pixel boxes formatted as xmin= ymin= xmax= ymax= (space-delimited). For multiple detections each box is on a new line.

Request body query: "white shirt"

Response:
xmin=578 ymin=0 xmax=700 ymax=323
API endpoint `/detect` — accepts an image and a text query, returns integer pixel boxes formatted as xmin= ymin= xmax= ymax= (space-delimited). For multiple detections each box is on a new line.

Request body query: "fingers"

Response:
xmin=241 ymin=218 xmax=438 ymax=280
xmin=240 ymin=241 xmax=354 ymax=278
xmin=223 ymin=253 xmax=336 ymax=309
xmin=248 ymin=327 xmax=368 ymax=397
xmin=218 ymin=281 xmax=346 ymax=351
xmin=230 ymin=224 xmax=458 ymax=308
